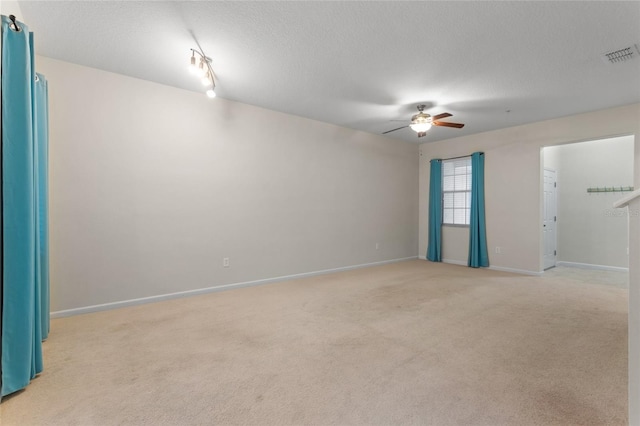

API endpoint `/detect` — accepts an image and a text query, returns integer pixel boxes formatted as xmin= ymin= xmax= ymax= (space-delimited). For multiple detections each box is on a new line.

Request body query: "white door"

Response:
xmin=543 ymin=169 xmax=557 ymax=270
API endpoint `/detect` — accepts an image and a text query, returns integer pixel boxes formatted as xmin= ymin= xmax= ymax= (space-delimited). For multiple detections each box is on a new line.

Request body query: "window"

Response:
xmin=442 ymin=157 xmax=471 ymax=225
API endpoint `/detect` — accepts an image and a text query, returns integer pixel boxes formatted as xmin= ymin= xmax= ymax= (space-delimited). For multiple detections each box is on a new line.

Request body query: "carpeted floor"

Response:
xmin=0 ymin=260 xmax=628 ymax=425
xmin=544 ymin=264 xmax=628 ymax=289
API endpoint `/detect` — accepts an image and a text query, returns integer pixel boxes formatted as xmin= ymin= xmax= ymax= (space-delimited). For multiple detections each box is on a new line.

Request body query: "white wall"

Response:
xmin=441 ymin=226 xmax=469 ymax=265
xmin=543 ymin=146 xmax=560 ymax=171
xmin=0 ymin=1 xmax=23 ymax=19
xmin=36 ymin=56 xmax=419 ymax=313
xmin=544 ymin=136 xmax=634 ymax=269
xmin=419 ymin=103 xmax=640 ymax=274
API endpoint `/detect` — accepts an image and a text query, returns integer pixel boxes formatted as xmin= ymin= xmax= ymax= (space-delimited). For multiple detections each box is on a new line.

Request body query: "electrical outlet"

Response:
xmin=375 ymin=243 xmax=380 ymax=250
xmin=223 ymin=257 xmax=230 ymax=268
xmin=495 ymin=247 xmax=501 ymax=254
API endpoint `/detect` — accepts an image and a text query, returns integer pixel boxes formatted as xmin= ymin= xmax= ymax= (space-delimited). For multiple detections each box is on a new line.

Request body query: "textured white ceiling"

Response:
xmin=16 ymin=1 xmax=640 ymax=143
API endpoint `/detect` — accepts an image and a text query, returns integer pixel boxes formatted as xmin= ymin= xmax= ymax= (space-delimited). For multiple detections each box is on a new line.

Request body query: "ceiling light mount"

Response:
xmin=189 ymin=47 xmax=217 ymax=98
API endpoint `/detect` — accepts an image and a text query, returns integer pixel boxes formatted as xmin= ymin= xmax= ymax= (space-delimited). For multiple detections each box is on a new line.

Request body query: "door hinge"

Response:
xmin=554 ymin=250 xmax=557 ymax=256
xmin=554 ymin=182 xmax=557 ymax=188
xmin=554 ymin=216 xmax=557 ymax=222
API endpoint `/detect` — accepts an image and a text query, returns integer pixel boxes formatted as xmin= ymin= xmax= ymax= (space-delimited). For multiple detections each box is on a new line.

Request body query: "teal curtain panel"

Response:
xmin=1 ymin=14 xmax=50 ymax=398
xmin=426 ymin=159 xmax=442 ymax=262
xmin=468 ymin=152 xmax=489 ymax=268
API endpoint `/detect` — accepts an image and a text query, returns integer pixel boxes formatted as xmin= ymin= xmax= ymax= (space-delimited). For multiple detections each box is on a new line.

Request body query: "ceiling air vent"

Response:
xmin=601 ymin=44 xmax=640 ymax=64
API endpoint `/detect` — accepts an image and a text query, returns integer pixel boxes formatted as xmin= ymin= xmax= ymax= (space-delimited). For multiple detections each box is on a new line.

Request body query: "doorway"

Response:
xmin=542 ymin=135 xmax=633 ymax=272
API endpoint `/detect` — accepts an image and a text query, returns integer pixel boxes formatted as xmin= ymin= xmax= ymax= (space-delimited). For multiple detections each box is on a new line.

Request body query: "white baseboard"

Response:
xmin=50 ymin=256 xmax=418 ymax=319
xmin=424 ymin=258 xmax=542 ymax=276
xmin=556 ymin=261 xmax=628 ymax=273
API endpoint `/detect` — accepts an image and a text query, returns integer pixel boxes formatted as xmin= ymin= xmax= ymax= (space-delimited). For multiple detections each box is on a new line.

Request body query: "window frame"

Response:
xmin=442 ymin=156 xmax=472 ymax=227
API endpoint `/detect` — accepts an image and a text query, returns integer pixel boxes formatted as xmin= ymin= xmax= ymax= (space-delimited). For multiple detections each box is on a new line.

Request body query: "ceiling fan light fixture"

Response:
xmin=410 ymin=120 xmax=432 ymax=133
xmin=381 ymin=106 xmax=463 ymax=138
xmin=410 ymin=108 xmax=432 ymax=133
xmin=410 ymin=123 xmax=432 ymax=133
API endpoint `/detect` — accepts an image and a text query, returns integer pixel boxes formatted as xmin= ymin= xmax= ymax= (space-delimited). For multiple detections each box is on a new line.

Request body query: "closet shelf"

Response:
xmin=586 ymin=186 xmax=634 ymax=193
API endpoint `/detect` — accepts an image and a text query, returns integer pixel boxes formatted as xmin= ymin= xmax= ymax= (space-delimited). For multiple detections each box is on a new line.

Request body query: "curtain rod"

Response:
xmin=9 ymin=15 xmax=22 ymax=32
xmin=432 ymin=152 xmax=484 ymax=162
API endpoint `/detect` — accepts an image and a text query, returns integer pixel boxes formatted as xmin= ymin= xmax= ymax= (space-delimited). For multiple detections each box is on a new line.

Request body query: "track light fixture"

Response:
xmin=189 ymin=48 xmax=216 ymax=98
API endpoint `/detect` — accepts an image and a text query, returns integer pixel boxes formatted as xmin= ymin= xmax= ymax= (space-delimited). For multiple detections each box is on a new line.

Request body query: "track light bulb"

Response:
xmin=201 ymin=72 xmax=212 ymax=86
xmin=197 ymin=59 xmax=206 ymax=77
xmin=206 ymin=89 xmax=216 ymax=98
xmin=189 ymin=53 xmax=197 ymax=74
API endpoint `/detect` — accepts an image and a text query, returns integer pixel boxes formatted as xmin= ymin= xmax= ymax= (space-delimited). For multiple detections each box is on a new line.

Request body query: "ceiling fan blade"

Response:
xmin=382 ymin=125 xmax=409 ymax=134
xmin=432 ymin=112 xmax=452 ymax=120
xmin=433 ymin=121 xmax=465 ymax=129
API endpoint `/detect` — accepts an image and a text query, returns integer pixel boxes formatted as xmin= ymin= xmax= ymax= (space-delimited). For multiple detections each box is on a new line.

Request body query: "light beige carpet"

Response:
xmin=0 ymin=260 xmax=628 ymax=425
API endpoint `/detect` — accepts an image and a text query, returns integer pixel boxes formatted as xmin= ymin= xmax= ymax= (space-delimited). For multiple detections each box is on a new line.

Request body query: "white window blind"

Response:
xmin=442 ymin=157 xmax=472 ymax=225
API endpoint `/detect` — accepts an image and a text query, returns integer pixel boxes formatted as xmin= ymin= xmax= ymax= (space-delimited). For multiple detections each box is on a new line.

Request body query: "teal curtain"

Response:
xmin=426 ymin=159 xmax=442 ymax=261
xmin=1 ymin=15 xmax=49 ymax=398
xmin=468 ymin=152 xmax=489 ymax=267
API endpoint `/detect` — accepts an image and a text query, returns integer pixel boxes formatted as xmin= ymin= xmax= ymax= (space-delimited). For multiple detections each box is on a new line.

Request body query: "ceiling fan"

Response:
xmin=383 ymin=105 xmax=465 ymax=138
